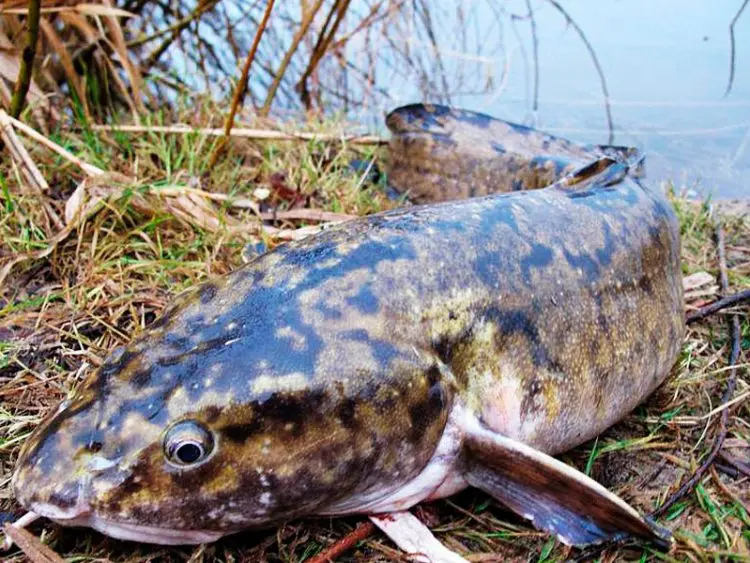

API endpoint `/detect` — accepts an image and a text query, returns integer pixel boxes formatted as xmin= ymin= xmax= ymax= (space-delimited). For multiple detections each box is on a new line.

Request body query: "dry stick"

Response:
xmin=545 ymin=0 xmax=614 ymax=144
xmin=128 ymin=0 xmax=215 ymax=49
xmin=261 ymin=0 xmax=326 ymax=116
xmin=207 ymin=0 xmax=276 ymax=169
xmin=0 ymin=110 xmax=49 ymax=191
xmin=651 ymin=224 xmax=741 ymax=518
xmin=686 ymin=288 xmax=750 ymax=324
xmin=724 ymin=0 xmax=749 ymax=96
xmin=306 ymin=521 xmax=376 ymax=563
xmin=141 ymin=0 xmax=219 ymax=72
xmin=9 ymin=0 xmax=41 ymax=118
xmin=2 ymin=521 xmax=64 ymax=563
xmin=296 ymin=0 xmax=352 ymax=111
xmin=7 ymin=114 xmax=106 ymax=176
xmin=88 ymin=123 xmax=387 ymax=145
xmin=415 ymin=0 xmax=451 ymax=103
xmin=525 ymin=0 xmax=539 ymax=115
xmin=710 ymin=466 xmax=750 ymax=514
xmin=0 ymin=110 xmax=65 ymax=231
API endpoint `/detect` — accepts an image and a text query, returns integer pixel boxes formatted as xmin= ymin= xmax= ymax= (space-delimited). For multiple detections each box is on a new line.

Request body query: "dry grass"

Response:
xmin=0 ymin=103 xmax=748 ymax=563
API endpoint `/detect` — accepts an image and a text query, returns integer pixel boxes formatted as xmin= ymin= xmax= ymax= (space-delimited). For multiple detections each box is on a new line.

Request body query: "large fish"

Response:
xmin=11 ymin=104 xmax=683 ymax=558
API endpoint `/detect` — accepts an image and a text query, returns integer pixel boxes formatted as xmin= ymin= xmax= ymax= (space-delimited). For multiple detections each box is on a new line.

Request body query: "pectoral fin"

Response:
xmin=461 ymin=418 xmax=671 ymax=549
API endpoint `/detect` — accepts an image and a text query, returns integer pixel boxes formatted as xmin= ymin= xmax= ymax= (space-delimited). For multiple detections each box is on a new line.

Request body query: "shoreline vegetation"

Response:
xmin=1 ymin=0 xmax=749 ymax=561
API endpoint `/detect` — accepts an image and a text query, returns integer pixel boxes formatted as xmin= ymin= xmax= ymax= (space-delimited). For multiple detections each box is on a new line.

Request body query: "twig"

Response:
xmin=525 ymin=0 xmax=539 ymax=114
xmin=0 ymin=110 xmax=49 ymax=191
xmin=719 ymin=450 xmax=750 ymax=478
xmin=0 ymin=110 xmax=65 ymax=231
xmin=128 ymin=0 xmax=215 ymax=49
xmin=306 ymin=521 xmax=376 ymax=563
xmin=724 ymin=0 xmax=749 ymax=96
xmin=711 ymin=466 xmax=750 ymax=514
xmin=207 ymin=0 xmax=275 ymax=169
xmin=2 ymin=520 xmax=64 ymax=563
xmin=652 ymin=223 xmax=741 ymax=518
xmin=0 ymin=512 xmax=40 ymax=550
xmin=141 ymin=0 xmax=219 ymax=72
xmin=296 ymin=0 xmax=352 ymax=111
xmin=260 ymin=208 xmax=356 ymax=222
xmin=545 ymin=0 xmax=614 ymax=144
xmin=261 ymin=0 xmax=326 ymax=116
xmin=9 ymin=0 xmax=41 ymax=118
xmin=6 ymin=114 xmax=106 ymax=176
xmin=686 ymin=288 xmax=750 ymax=324
xmin=88 ymin=123 xmax=387 ymax=145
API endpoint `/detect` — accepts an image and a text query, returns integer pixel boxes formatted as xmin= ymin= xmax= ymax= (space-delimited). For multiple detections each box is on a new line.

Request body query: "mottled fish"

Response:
xmin=12 ymin=104 xmax=684 ymax=556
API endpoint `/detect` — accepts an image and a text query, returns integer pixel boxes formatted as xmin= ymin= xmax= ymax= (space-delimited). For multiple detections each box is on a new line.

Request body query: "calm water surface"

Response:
xmin=354 ymin=1 xmax=750 ymax=199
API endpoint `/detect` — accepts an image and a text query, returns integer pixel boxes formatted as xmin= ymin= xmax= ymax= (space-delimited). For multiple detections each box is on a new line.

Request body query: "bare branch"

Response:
xmin=724 ymin=0 xmax=749 ymax=96
xmin=545 ymin=0 xmax=614 ymax=144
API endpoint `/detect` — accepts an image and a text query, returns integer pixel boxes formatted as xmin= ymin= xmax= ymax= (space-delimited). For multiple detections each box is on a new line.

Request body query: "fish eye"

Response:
xmin=164 ymin=421 xmax=214 ymax=467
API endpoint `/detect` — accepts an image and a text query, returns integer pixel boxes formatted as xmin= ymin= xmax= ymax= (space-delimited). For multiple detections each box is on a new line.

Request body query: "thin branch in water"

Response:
xmin=415 ymin=0 xmax=451 ymax=104
xmin=545 ymin=0 xmax=614 ymax=144
xmin=9 ymin=0 xmax=42 ymax=118
xmin=525 ymin=0 xmax=539 ymax=114
xmin=207 ymin=0 xmax=276 ymax=169
xmin=651 ymin=223 xmax=741 ymax=518
xmin=724 ymin=0 xmax=749 ymax=96
xmin=686 ymin=288 xmax=750 ymax=324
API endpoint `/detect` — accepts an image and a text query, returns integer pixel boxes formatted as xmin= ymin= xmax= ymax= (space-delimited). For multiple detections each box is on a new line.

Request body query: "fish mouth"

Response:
xmin=30 ymin=501 xmax=225 ymax=545
xmin=84 ymin=516 xmax=226 ymax=545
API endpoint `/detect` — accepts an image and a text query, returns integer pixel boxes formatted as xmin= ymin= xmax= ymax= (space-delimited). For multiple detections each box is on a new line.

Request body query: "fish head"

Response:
xmin=13 ymin=249 xmax=453 ymax=544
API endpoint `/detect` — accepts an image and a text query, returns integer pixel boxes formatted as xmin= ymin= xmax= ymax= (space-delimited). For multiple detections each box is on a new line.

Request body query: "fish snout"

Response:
xmin=13 ymin=463 xmax=93 ymax=522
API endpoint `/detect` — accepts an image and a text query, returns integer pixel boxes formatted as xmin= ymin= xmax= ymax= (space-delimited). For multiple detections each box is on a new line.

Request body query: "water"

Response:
xmin=348 ymin=1 xmax=750 ymax=200
xmin=167 ymin=0 xmax=750 ymax=199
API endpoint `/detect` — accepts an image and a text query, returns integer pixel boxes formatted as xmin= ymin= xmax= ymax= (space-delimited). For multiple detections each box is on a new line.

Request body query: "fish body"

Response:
xmin=12 ymin=104 xmax=684 ymax=551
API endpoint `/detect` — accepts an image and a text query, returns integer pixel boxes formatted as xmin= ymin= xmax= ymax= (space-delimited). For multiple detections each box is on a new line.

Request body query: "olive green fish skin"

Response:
xmin=13 ymin=104 xmax=684 ymax=539
xmin=387 ymin=103 xmax=643 ymax=202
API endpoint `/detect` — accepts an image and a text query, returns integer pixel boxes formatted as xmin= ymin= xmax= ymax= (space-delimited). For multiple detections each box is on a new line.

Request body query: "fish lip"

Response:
xmin=28 ymin=499 xmax=92 ymax=521
xmin=30 ymin=500 xmax=226 ymax=545
xmin=73 ymin=515 xmax=226 ymax=545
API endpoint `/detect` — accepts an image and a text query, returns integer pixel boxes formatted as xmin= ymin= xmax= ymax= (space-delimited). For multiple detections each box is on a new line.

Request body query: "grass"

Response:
xmin=0 ymin=100 xmax=749 ymax=562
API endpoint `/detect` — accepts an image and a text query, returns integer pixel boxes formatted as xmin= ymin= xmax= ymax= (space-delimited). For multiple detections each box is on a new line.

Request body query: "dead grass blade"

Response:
xmin=259 ymin=208 xmax=356 ymax=222
xmin=6 ymin=113 xmax=106 ymax=176
xmin=0 ymin=109 xmax=50 ymax=191
xmin=73 ymin=3 xmax=137 ymax=18
xmin=89 ymin=123 xmax=387 ymax=144
xmin=101 ymin=0 xmax=146 ymax=116
xmin=38 ymin=18 xmax=87 ymax=112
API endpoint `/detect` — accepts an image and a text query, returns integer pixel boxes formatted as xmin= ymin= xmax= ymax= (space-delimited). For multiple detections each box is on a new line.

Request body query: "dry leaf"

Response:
xmin=75 ymin=3 xmax=137 ymax=18
xmin=65 ymin=180 xmax=87 ymax=225
xmin=683 ymin=271 xmax=715 ymax=291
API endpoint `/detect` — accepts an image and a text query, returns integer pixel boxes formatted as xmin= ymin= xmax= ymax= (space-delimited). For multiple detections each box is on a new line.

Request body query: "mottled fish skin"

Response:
xmin=387 ymin=103 xmax=643 ymax=202
xmin=13 ymin=104 xmax=684 ymax=542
